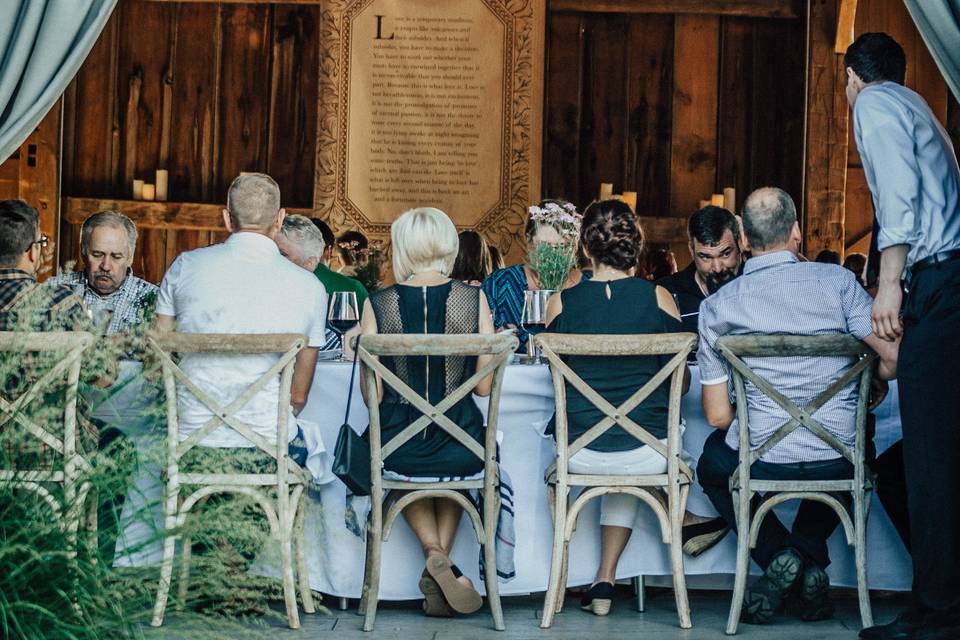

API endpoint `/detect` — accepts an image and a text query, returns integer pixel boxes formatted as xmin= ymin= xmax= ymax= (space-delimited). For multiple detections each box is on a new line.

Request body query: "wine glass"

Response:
xmin=521 ymin=289 xmax=553 ymax=363
xmin=327 ymin=291 xmax=360 ymax=360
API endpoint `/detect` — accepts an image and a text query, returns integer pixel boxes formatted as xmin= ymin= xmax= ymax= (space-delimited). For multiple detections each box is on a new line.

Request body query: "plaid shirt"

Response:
xmin=49 ymin=270 xmax=157 ymax=335
xmin=0 ymin=269 xmax=96 ymax=470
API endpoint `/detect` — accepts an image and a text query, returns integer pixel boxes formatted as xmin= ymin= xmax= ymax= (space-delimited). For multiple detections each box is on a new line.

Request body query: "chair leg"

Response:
xmin=278 ymin=487 xmax=301 ymax=630
xmin=362 ymin=499 xmax=383 ymax=632
xmin=554 ymin=540 xmax=569 ymax=614
xmin=726 ymin=491 xmax=751 ymax=635
xmin=669 ymin=515 xmax=692 ymax=628
xmin=86 ymin=489 xmax=99 ymax=566
xmin=540 ymin=487 xmax=568 ymax=629
xmin=634 ymin=576 xmax=646 ymax=612
xmin=854 ymin=491 xmax=873 ymax=628
xmin=176 ymin=533 xmax=193 ymax=611
xmin=358 ymin=524 xmax=374 ymax=617
xmin=295 ymin=490 xmax=315 ymax=614
xmin=151 ymin=535 xmax=178 ymax=627
xmin=483 ymin=524 xmax=505 ymax=631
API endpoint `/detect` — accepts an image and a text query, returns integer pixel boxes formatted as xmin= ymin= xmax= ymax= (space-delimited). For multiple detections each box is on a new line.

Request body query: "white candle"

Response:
xmin=710 ymin=193 xmax=724 ymax=206
xmin=622 ymin=191 xmax=637 ymax=212
xmin=723 ymin=187 xmax=736 ymax=213
xmin=699 ymin=199 xmax=710 ymax=209
xmin=132 ymin=179 xmax=144 ymax=200
xmin=599 ymin=182 xmax=613 ymax=200
xmin=155 ymin=170 xmax=169 ymax=201
xmin=142 ymin=183 xmax=156 ymax=201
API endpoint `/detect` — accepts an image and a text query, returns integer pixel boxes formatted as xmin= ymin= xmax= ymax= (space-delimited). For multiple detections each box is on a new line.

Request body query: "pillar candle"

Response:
xmin=132 ymin=179 xmax=144 ymax=200
xmin=599 ymin=182 xmax=613 ymax=200
xmin=142 ymin=183 xmax=156 ymax=201
xmin=621 ymin=191 xmax=637 ymax=211
xmin=155 ymin=170 xmax=169 ymax=201
xmin=699 ymin=200 xmax=710 ymax=209
xmin=710 ymin=193 xmax=724 ymax=206
xmin=723 ymin=187 xmax=736 ymax=213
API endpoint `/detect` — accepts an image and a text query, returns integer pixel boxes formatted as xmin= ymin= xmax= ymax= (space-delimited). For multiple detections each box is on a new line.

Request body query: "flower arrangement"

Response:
xmin=527 ymin=202 xmax=582 ymax=291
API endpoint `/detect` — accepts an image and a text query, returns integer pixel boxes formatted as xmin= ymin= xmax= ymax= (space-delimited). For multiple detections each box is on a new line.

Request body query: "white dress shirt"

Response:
xmin=853 ymin=82 xmax=960 ymax=268
xmin=156 ymin=232 xmax=328 ymax=447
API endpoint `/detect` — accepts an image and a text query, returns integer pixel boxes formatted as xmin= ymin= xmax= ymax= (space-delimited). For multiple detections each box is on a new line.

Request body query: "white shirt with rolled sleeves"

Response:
xmin=156 ymin=232 xmax=328 ymax=448
xmin=853 ymin=81 xmax=960 ymax=269
xmin=696 ymin=252 xmax=875 ymax=464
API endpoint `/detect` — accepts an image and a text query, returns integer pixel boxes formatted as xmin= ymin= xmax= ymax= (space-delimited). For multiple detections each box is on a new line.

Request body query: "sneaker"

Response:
xmin=741 ymin=548 xmax=803 ymax=625
xmin=682 ymin=517 xmax=729 ymax=557
xmin=859 ymin=607 xmax=926 ymax=639
xmin=798 ymin=564 xmax=835 ymax=621
xmin=579 ymin=582 xmax=615 ymax=616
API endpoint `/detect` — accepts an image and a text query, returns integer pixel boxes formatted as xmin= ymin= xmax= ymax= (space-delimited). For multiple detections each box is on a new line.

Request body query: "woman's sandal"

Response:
xmin=580 ymin=582 xmax=615 ymax=616
xmin=419 ymin=570 xmax=454 ymax=617
xmin=425 ymin=553 xmax=483 ymax=614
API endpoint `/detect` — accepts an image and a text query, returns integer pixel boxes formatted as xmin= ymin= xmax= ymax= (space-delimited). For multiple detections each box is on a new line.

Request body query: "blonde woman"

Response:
xmin=359 ymin=207 xmax=496 ymax=617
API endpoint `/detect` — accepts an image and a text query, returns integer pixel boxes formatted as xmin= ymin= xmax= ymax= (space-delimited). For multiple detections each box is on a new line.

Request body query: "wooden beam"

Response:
xmin=834 ymin=0 xmax=858 ymax=53
xmin=549 ymin=0 xmax=802 ymax=19
xmin=636 ymin=215 xmax=689 ymax=244
xmin=19 ymin=100 xmax=62 ymax=271
xmin=63 ymin=197 xmax=312 ymax=231
xmin=803 ymin=0 xmax=849 ymax=256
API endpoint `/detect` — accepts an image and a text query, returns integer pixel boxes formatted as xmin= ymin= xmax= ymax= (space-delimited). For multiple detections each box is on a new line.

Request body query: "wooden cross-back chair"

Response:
xmin=0 ymin=331 xmax=96 ymax=559
xmin=146 ymin=332 xmax=314 ymax=629
xmin=715 ymin=334 xmax=877 ymax=634
xmin=535 ymin=332 xmax=698 ymax=629
xmin=356 ymin=333 xmax=517 ymax=632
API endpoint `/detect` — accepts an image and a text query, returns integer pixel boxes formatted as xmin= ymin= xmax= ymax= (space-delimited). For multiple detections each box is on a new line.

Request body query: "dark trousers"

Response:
xmin=697 ymin=429 xmax=853 ymax=570
xmin=898 ymin=260 xmax=960 ymax=611
xmin=870 ymin=440 xmax=910 ymax=551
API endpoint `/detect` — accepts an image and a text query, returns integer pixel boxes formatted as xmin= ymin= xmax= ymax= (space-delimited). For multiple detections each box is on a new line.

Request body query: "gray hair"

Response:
xmin=226 ymin=173 xmax=281 ymax=229
xmin=280 ymin=214 xmax=325 ymax=261
xmin=741 ymin=187 xmax=797 ymax=250
xmin=80 ymin=210 xmax=138 ymax=257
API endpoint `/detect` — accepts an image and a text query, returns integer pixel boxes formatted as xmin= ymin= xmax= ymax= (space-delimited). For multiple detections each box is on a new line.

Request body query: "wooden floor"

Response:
xmin=151 ymin=587 xmax=908 ymax=639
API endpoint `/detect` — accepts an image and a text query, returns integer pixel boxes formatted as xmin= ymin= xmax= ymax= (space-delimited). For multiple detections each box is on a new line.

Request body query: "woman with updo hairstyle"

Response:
xmin=544 ymin=199 xmax=721 ymax=616
xmin=336 ymin=230 xmax=369 ymax=277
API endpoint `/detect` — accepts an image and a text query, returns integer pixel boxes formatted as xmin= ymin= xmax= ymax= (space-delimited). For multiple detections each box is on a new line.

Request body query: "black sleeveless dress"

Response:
xmin=368 ymin=280 xmax=485 ymax=477
xmin=547 ymin=277 xmax=682 ymax=452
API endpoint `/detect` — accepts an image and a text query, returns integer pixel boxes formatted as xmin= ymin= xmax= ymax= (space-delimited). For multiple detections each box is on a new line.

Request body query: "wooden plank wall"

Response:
xmin=60 ymin=0 xmax=318 ymax=283
xmin=844 ymin=0 xmax=958 ymax=257
xmin=542 ymin=8 xmax=806 ymax=265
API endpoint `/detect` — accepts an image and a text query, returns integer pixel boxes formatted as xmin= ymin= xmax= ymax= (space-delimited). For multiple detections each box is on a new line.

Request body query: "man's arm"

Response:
xmin=862 ymin=331 xmax=900 ymax=380
xmin=290 ymin=346 xmax=318 ymax=415
xmin=156 ymin=314 xmax=175 ymax=331
xmin=702 ymin=383 xmax=734 ymax=430
xmin=872 ymin=244 xmax=908 ymax=341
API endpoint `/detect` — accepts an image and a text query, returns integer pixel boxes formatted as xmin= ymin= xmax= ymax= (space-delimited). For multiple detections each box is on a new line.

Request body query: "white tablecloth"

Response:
xmin=111 ymin=360 xmax=911 ymax=598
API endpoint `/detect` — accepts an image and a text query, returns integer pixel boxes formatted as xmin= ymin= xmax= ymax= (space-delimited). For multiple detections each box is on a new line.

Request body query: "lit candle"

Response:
xmin=710 ymin=193 xmax=724 ymax=206
xmin=621 ymin=191 xmax=637 ymax=212
xmin=155 ymin=170 xmax=169 ymax=201
xmin=132 ymin=179 xmax=144 ymax=200
xmin=723 ymin=187 xmax=736 ymax=213
xmin=699 ymin=200 xmax=710 ymax=209
xmin=599 ymin=182 xmax=613 ymax=200
xmin=142 ymin=183 xmax=156 ymax=201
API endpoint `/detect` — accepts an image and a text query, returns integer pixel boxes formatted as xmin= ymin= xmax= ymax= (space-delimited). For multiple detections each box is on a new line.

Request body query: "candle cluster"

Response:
xmin=598 ymin=183 xmax=637 ymax=212
xmin=132 ymin=170 xmax=169 ymax=201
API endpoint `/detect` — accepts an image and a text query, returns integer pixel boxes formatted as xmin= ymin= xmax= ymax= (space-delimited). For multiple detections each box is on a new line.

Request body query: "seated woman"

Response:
xmin=544 ymin=199 xmax=724 ymax=616
xmin=481 ymin=199 xmax=584 ymax=352
xmin=336 ymin=230 xmax=368 ymax=278
xmin=451 ymin=230 xmax=493 ymax=286
xmin=359 ymin=207 xmax=495 ymax=618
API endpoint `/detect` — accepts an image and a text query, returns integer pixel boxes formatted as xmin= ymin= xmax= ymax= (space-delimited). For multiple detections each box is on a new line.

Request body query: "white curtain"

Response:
xmin=0 ymin=0 xmax=117 ymax=162
xmin=903 ymin=0 xmax=960 ymax=102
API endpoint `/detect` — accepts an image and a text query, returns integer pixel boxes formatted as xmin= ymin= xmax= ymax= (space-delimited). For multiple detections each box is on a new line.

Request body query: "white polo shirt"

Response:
xmin=157 ymin=232 xmax=327 ymax=447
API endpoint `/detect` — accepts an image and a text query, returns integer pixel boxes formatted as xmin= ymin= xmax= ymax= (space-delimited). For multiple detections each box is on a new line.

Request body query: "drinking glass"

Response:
xmin=521 ymin=289 xmax=553 ymax=363
xmin=327 ymin=291 xmax=360 ymax=360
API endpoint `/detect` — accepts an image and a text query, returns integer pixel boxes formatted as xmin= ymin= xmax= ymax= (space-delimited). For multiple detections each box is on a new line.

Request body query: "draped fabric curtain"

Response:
xmin=0 ymin=0 xmax=117 ymax=162
xmin=903 ymin=0 xmax=960 ymax=103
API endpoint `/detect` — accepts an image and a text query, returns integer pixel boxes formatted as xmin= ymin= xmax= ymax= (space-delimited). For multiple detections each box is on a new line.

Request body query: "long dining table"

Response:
xmin=109 ymin=357 xmax=911 ymax=600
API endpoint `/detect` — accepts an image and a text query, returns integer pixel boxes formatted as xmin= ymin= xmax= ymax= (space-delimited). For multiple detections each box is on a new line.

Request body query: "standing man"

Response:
xmin=846 ymin=32 xmax=960 ymax=639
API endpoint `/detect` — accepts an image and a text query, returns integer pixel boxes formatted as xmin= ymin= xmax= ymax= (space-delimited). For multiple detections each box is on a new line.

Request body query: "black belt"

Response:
xmin=911 ymin=249 xmax=960 ymax=277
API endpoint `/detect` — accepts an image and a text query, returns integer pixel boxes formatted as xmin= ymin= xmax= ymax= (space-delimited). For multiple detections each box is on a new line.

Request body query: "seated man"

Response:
xmin=657 ymin=205 xmax=742 ymax=337
xmin=696 ymin=187 xmax=898 ymax=625
xmin=156 ymin=173 xmax=327 ymax=458
xmin=50 ymin=210 xmax=157 ymax=335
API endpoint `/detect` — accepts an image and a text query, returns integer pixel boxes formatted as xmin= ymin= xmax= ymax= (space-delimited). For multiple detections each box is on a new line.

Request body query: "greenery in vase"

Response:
xmin=528 ymin=240 xmax=577 ymax=291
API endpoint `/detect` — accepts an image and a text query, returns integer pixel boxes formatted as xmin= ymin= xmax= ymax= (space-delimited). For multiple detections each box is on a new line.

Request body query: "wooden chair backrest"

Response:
xmin=535 ymin=332 xmax=698 ymax=480
xmin=357 ymin=333 xmax=517 ymax=476
xmin=715 ymin=334 xmax=876 ymax=467
xmin=0 ymin=331 xmax=94 ymax=468
xmin=146 ymin=332 xmax=305 ymax=463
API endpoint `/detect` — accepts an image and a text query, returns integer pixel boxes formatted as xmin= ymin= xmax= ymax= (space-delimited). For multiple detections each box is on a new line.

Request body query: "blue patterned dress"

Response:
xmin=481 ymin=265 xmax=530 ymax=351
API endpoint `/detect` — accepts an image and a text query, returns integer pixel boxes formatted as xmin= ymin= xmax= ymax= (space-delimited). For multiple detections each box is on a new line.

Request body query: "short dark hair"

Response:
xmin=688 ymin=205 xmax=740 ymax=247
xmin=580 ymin=199 xmax=643 ymax=271
xmin=742 ymin=187 xmax=797 ymax=250
xmin=0 ymin=200 xmax=39 ymax=266
xmin=451 ymin=230 xmax=492 ymax=283
xmin=310 ymin=217 xmax=335 ymax=249
xmin=814 ymin=249 xmax=842 ymax=265
xmin=844 ymin=32 xmax=906 ymax=84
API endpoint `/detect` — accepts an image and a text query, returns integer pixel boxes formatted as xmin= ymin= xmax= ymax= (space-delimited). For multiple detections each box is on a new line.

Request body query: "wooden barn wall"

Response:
xmin=844 ymin=0 xmax=959 ymax=258
xmin=60 ymin=0 xmax=319 ymax=284
xmin=542 ymin=9 xmax=806 ymax=265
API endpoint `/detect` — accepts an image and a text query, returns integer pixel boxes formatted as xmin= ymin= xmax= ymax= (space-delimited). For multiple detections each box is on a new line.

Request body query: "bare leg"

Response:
xmin=401 ymin=497 xmax=444 ymax=557
xmin=434 ymin=498 xmax=474 ymax=588
xmin=595 ymin=525 xmax=632 ymax=584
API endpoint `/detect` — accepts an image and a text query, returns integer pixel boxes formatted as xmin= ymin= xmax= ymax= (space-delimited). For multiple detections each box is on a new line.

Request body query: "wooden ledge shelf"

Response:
xmin=62 ymin=197 xmax=312 ymax=231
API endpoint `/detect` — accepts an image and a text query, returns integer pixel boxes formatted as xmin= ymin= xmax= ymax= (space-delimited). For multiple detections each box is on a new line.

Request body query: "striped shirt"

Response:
xmin=50 ymin=270 xmax=157 ymax=335
xmin=697 ymin=251 xmax=874 ymax=463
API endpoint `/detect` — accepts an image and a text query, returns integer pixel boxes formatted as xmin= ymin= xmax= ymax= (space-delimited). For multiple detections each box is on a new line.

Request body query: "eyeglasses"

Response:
xmin=33 ymin=236 xmax=49 ymax=250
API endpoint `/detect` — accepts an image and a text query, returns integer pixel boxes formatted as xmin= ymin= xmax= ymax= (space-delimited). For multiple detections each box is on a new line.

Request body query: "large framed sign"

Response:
xmin=315 ymin=0 xmax=544 ymax=262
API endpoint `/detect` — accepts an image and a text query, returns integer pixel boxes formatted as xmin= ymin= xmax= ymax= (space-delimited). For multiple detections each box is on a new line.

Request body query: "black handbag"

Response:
xmin=332 ymin=336 xmax=371 ymax=495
